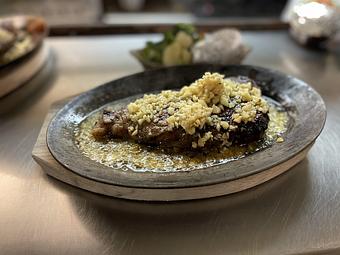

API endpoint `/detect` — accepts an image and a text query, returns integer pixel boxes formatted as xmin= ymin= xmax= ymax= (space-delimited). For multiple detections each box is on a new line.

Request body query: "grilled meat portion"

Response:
xmin=92 ymin=75 xmax=269 ymax=150
xmin=93 ymin=108 xmax=269 ymax=149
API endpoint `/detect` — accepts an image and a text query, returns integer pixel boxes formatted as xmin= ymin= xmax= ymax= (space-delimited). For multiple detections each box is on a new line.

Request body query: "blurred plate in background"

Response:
xmin=0 ymin=16 xmax=48 ymax=98
xmin=0 ymin=15 xmax=48 ymax=69
xmin=0 ymin=43 xmax=49 ymax=98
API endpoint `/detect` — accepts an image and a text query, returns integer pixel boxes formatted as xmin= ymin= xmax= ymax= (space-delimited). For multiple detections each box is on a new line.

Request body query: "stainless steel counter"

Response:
xmin=1 ymin=31 xmax=340 ymax=255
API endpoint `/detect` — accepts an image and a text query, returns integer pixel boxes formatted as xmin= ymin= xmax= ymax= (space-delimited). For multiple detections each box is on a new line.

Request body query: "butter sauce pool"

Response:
xmin=75 ymin=96 xmax=288 ymax=173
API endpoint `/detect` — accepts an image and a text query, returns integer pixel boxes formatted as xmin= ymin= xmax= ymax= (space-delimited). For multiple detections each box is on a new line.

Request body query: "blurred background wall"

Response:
xmin=0 ymin=0 xmax=289 ymax=25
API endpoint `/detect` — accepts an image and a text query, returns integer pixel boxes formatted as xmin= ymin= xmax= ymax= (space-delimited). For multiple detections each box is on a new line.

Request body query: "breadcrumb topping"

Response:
xmin=127 ymin=72 xmax=269 ymax=147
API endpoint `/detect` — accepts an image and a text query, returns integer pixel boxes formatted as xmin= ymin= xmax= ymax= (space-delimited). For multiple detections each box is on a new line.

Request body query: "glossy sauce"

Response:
xmin=75 ymin=98 xmax=288 ymax=173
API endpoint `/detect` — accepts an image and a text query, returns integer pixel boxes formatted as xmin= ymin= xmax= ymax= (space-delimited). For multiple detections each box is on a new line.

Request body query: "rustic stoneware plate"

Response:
xmin=46 ymin=64 xmax=326 ymax=201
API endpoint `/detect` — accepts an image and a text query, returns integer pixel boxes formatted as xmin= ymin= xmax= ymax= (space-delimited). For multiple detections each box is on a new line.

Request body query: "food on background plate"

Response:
xmin=134 ymin=24 xmax=250 ymax=68
xmin=0 ymin=16 xmax=46 ymax=67
xmin=141 ymin=24 xmax=199 ymax=66
xmin=0 ymin=28 xmax=16 ymax=55
xmin=192 ymin=29 xmax=250 ymax=65
xmin=92 ymin=72 xmax=270 ymax=150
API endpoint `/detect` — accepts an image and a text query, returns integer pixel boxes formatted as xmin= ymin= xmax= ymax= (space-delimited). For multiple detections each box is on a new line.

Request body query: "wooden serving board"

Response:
xmin=32 ymin=101 xmax=311 ymax=201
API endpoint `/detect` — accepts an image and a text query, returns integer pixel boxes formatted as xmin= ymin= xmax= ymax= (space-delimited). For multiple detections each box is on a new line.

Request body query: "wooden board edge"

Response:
xmin=32 ymin=105 xmax=311 ymax=201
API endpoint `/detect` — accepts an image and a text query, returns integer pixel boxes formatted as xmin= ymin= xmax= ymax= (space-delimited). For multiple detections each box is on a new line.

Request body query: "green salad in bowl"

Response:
xmin=131 ymin=24 xmax=250 ymax=69
xmin=132 ymin=24 xmax=200 ymax=68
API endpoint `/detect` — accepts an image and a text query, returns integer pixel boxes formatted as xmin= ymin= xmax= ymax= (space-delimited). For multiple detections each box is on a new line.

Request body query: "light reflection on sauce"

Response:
xmin=75 ymin=99 xmax=288 ymax=173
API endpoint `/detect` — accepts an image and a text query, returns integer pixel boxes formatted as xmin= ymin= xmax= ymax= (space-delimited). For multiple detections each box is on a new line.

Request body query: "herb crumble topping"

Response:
xmin=127 ymin=72 xmax=269 ymax=148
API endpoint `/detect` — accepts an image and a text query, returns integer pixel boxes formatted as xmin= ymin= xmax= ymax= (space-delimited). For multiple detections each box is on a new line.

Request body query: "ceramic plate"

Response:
xmin=47 ymin=64 xmax=326 ymax=189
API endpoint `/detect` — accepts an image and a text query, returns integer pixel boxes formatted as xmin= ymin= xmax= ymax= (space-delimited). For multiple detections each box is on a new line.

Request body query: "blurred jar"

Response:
xmin=289 ymin=1 xmax=340 ymax=49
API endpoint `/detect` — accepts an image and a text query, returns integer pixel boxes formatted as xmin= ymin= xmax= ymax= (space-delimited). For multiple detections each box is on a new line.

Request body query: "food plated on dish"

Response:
xmin=77 ymin=72 xmax=287 ymax=172
xmin=45 ymin=64 xmax=325 ymax=200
